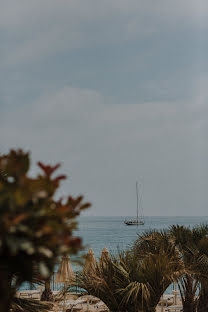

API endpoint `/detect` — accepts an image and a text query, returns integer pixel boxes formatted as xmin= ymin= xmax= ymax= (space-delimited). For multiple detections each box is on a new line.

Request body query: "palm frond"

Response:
xmin=11 ymin=297 xmax=52 ymax=312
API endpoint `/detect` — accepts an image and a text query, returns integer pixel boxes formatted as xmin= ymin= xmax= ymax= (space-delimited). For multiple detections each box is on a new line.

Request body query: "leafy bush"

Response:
xmin=0 ymin=149 xmax=90 ymax=312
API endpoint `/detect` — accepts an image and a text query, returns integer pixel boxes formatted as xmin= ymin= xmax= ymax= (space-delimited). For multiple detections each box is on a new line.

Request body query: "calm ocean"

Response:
xmin=76 ymin=216 xmax=208 ymax=258
xmin=21 ymin=216 xmax=208 ymax=290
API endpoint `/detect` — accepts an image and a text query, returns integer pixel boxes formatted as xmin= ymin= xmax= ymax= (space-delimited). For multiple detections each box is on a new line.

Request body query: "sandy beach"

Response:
xmin=17 ymin=291 xmax=182 ymax=312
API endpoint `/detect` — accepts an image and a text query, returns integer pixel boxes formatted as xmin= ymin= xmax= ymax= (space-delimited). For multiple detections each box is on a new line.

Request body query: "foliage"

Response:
xmin=133 ymin=230 xmax=184 ymax=312
xmin=170 ymin=225 xmax=208 ymax=312
xmin=76 ymin=250 xmax=148 ymax=312
xmin=169 ymin=225 xmax=199 ymax=312
xmin=76 ymin=225 xmax=208 ymax=312
xmin=11 ymin=297 xmax=52 ymax=312
xmin=135 ymin=225 xmax=208 ymax=312
xmin=0 ymin=149 xmax=91 ymax=312
xmin=76 ymin=232 xmax=183 ymax=312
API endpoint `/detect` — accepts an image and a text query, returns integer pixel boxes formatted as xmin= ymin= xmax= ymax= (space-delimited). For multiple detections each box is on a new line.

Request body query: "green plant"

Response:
xmin=0 ymin=149 xmax=90 ymax=312
xmin=76 ymin=240 xmax=183 ymax=312
xmin=170 ymin=225 xmax=199 ymax=312
xmin=133 ymin=230 xmax=184 ymax=312
xmin=11 ymin=297 xmax=53 ymax=312
xmin=171 ymin=225 xmax=208 ymax=312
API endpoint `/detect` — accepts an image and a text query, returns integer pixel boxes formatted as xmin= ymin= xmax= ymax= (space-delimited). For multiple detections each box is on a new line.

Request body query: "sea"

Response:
xmin=76 ymin=216 xmax=208 ymax=258
xmin=21 ymin=216 xmax=208 ymax=291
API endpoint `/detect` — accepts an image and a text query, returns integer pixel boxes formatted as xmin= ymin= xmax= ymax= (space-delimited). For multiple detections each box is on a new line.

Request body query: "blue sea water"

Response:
xmin=21 ymin=216 xmax=208 ymax=290
xmin=75 ymin=216 xmax=208 ymax=258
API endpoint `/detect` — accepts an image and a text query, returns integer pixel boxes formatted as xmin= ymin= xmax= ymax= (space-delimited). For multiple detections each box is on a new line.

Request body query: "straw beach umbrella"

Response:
xmin=83 ymin=249 xmax=96 ymax=312
xmin=55 ymin=255 xmax=74 ymax=311
xmin=99 ymin=247 xmax=110 ymax=264
xmin=83 ymin=248 xmax=96 ymax=274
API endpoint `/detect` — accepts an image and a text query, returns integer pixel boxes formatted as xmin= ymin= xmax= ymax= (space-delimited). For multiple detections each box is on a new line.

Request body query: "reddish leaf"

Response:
xmin=37 ymin=162 xmax=61 ymax=177
xmin=12 ymin=213 xmax=28 ymax=225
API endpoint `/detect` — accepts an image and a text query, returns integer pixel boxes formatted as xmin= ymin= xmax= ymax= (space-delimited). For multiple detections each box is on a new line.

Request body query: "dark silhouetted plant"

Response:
xmin=76 ymin=231 xmax=183 ymax=312
xmin=0 ymin=149 xmax=90 ymax=312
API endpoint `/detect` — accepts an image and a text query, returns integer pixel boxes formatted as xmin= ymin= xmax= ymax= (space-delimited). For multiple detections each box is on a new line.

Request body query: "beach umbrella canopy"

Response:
xmin=83 ymin=248 xmax=96 ymax=273
xmin=55 ymin=256 xmax=74 ymax=312
xmin=55 ymin=255 xmax=74 ymax=283
xmin=99 ymin=247 xmax=110 ymax=264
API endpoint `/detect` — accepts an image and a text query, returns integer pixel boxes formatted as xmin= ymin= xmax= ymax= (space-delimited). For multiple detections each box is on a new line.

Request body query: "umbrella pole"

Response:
xmin=87 ymin=298 xmax=89 ymax=312
xmin=63 ymin=282 xmax=66 ymax=312
xmin=174 ymin=281 xmax=177 ymax=305
xmin=160 ymin=294 xmax=164 ymax=312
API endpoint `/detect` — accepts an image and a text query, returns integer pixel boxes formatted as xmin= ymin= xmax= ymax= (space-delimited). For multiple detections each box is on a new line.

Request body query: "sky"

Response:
xmin=1 ymin=0 xmax=208 ymax=216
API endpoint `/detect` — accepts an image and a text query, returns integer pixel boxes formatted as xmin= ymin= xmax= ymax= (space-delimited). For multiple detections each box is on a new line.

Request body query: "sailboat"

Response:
xmin=124 ymin=181 xmax=145 ymax=225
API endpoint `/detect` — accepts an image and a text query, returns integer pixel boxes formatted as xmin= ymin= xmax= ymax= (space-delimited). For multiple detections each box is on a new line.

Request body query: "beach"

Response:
xmin=16 ymin=291 xmax=183 ymax=312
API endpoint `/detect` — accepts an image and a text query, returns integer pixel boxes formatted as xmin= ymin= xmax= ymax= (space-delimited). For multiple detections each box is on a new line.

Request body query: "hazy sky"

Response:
xmin=1 ymin=1 xmax=208 ymax=216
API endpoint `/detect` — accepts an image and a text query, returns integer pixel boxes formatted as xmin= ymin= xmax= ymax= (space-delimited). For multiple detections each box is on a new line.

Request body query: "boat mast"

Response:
xmin=139 ymin=178 xmax=144 ymax=220
xmin=136 ymin=181 xmax=138 ymax=222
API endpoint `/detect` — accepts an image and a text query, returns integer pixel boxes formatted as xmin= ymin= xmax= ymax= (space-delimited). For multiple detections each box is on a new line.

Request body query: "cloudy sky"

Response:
xmin=1 ymin=0 xmax=208 ymax=216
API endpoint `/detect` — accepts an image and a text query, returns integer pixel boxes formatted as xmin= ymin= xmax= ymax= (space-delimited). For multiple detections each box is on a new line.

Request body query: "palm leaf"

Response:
xmin=11 ymin=297 xmax=52 ymax=312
